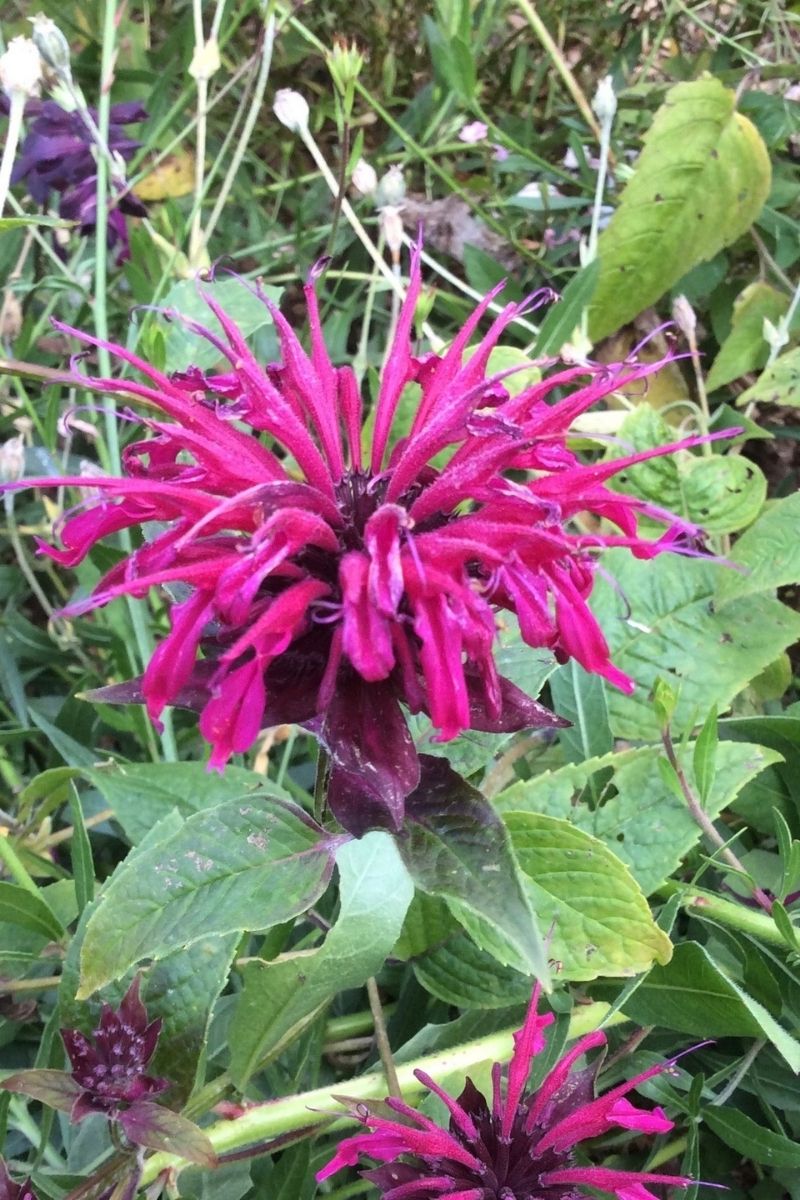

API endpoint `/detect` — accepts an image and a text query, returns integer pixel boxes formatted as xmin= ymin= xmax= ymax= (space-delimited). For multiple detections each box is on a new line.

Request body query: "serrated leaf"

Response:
xmin=590 ymin=550 xmax=800 ymax=740
xmin=716 ymin=491 xmax=800 ymax=607
xmin=609 ymin=404 xmax=766 ymax=534
xmin=397 ymin=757 xmax=549 ymax=984
xmin=736 ymin=345 xmax=800 ymax=408
xmin=228 ymin=832 xmax=413 ymax=1087
xmin=413 ymin=929 xmax=532 ymax=1008
xmin=603 ymin=942 xmax=800 ymax=1070
xmin=495 ymin=740 xmax=780 ymax=895
xmin=157 ymin=277 xmax=281 ymax=372
xmin=0 ymin=881 xmax=65 ymax=941
xmin=119 ymin=1101 xmax=216 ymax=1166
xmin=77 ymin=796 xmax=339 ymax=997
xmin=84 ymin=761 xmax=288 ymax=845
xmin=504 ymin=812 xmax=673 ymax=980
xmin=588 ymin=77 xmax=771 ymax=341
xmin=705 ymin=281 xmax=788 ymax=392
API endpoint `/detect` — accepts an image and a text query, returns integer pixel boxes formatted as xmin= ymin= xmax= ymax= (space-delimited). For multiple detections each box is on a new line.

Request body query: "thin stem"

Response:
xmin=3 ymin=494 xmax=56 ymax=621
xmin=0 ymin=975 xmax=61 ymax=994
xmin=43 ymin=808 xmax=114 ymax=848
xmin=0 ymin=91 xmax=26 ymax=217
xmin=709 ymin=1039 xmax=765 ymax=1107
xmin=657 ymin=880 xmax=786 ymax=946
xmin=515 ymin=0 xmax=601 ymax=141
xmin=661 ymin=727 xmax=773 ymax=912
xmin=352 ymin=252 xmax=382 ymax=383
xmin=366 ymin=977 xmax=402 ymax=1100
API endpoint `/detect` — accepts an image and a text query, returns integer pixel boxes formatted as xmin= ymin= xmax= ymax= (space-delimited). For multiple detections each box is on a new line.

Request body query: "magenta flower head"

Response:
xmin=61 ymin=976 xmax=169 ymax=1123
xmin=9 ymin=248 xmax=709 ymax=834
xmin=0 ymin=1160 xmax=37 ymax=1200
xmin=317 ymin=984 xmax=698 ymax=1200
xmin=1 ymin=96 xmax=147 ymax=260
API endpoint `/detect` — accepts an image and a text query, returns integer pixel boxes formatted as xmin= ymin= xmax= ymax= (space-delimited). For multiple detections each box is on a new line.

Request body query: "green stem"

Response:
xmin=515 ymin=0 xmax=601 ymax=141
xmin=141 ymin=1002 xmax=626 ymax=1184
xmin=657 ymin=881 xmax=786 ymax=946
xmin=0 ymin=91 xmax=26 ymax=217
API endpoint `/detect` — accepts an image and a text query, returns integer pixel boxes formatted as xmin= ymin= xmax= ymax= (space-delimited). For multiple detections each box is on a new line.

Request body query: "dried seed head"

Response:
xmin=0 ymin=36 xmax=42 ymax=99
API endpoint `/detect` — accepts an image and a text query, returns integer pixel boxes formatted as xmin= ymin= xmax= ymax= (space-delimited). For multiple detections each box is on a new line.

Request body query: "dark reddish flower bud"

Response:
xmin=0 ymin=1160 xmax=37 ymax=1200
xmin=318 ymin=985 xmax=706 ymax=1200
xmin=61 ymin=976 xmax=169 ymax=1123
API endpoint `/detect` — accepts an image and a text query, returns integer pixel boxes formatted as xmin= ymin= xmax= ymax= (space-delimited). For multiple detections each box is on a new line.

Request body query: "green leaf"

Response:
xmin=0 ymin=881 xmax=65 ymax=941
xmin=716 ymin=492 xmax=800 ymax=607
xmin=413 ymin=928 xmax=532 ymax=1008
xmin=84 ymin=761 xmax=289 ymax=844
xmin=495 ymin=740 xmax=780 ymax=895
xmin=605 ymin=942 xmax=800 ymax=1070
xmin=158 ymin=277 xmax=281 ymax=372
xmin=68 ymin=784 xmax=94 ymax=913
xmin=609 ymin=404 xmax=766 ymax=535
xmin=229 ymin=832 xmax=414 ymax=1087
xmin=534 ymin=260 xmax=599 ymax=356
xmin=705 ymin=281 xmax=788 ymax=392
xmin=77 ymin=796 xmax=338 ymax=997
xmin=588 ymin=77 xmax=771 ymax=341
xmin=398 ymin=757 xmax=549 ymax=983
xmin=0 ymin=216 xmax=74 ymax=232
xmin=590 ymin=550 xmax=800 ymax=740
xmin=504 ymin=812 xmax=673 ymax=981
xmin=693 ymin=708 xmax=718 ymax=804
xmin=703 ymin=1107 xmax=800 ymax=1168
xmin=736 ymin=345 xmax=800 ymax=409
xmin=549 ymin=661 xmax=612 ymax=765
xmin=119 ymin=1101 xmax=217 ymax=1167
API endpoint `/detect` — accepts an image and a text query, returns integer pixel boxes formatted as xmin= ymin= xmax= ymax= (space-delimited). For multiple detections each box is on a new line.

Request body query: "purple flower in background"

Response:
xmin=459 ymin=120 xmax=489 ymax=144
xmin=0 ymin=1160 xmax=37 ymax=1200
xmin=7 ymin=247 xmax=712 ymax=834
xmin=3 ymin=96 xmax=147 ymax=260
xmin=61 ymin=977 xmax=168 ymax=1123
xmin=318 ymin=985 xmax=697 ymax=1200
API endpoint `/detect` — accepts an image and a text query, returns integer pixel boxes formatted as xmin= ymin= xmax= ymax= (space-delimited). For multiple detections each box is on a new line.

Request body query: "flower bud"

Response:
xmin=671 ymin=294 xmax=696 ymax=341
xmin=30 ymin=13 xmax=72 ymax=80
xmin=592 ymin=73 xmax=617 ymax=124
xmin=380 ymin=206 xmax=404 ymax=257
xmin=0 ymin=435 xmax=25 ymax=483
xmin=189 ymin=35 xmax=220 ymax=82
xmin=327 ymin=37 xmax=365 ymax=100
xmin=375 ymin=164 xmax=405 ymax=209
xmin=0 ymin=290 xmax=22 ymax=340
xmin=351 ymin=157 xmax=377 ymax=197
xmin=0 ymin=36 xmax=42 ymax=99
xmin=273 ymin=88 xmax=310 ymax=135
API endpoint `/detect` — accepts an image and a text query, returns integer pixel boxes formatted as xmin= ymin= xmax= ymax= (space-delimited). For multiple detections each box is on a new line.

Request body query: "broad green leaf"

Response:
xmin=590 ymin=550 xmax=800 ymax=740
xmin=229 ymin=832 xmax=413 ymax=1087
xmin=603 ymin=942 xmax=800 ymax=1070
xmin=588 ymin=77 xmax=771 ymax=341
xmin=413 ymin=929 xmax=532 ymax=1009
xmin=394 ymin=892 xmax=454 ymax=960
xmin=398 ymin=757 xmax=549 ymax=983
xmin=736 ymin=345 xmax=800 ymax=409
xmin=705 ymin=281 xmax=788 ymax=392
xmin=495 ymin=740 xmax=780 ymax=895
xmin=534 ymin=260 xmax=599 ymax=356
xmin=549 ymin=661 xmax=612 ymax=764
xmin=609 ymin=404 xmax=766 ymax=534
xmin=0 ymin=881 xmax=65 ymax=941
xmin=158 ymin=277 xmax=281 ymax=372
xmin=505 ymin=812 xmax=673 ymax=980
xmin=84 ymin=761 xmax=289 ymax=844
xmin=716 ymin=492 xmax=800 ymax=606
xmin=77 ymin=796 xmax=338 ymax=997
xmin=703 ymin=1107 xmax=800 ymax=1169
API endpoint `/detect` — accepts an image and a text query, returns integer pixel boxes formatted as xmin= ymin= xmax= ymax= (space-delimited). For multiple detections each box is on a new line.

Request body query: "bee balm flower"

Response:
xmin=318 ymin=984 xmax=699 ymax=1199
xmin=7 ymin=248 xmax=709 ymax=834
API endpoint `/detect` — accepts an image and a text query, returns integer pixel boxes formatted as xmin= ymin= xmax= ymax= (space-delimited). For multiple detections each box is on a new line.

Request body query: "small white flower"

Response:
xmin=375 ymin=164 xmax=406 ymax=209
xmin=592 ymin=74 xmax=617 ymax=124
xmin=0 ymin=35 xmax=42 ymax=99
xmin=273 ymin=88 xmax=310 ymax=134
xmin=0 ymin=434 xmax=25 ymax=483
xmin=351 ymin=157 xmax=378 ymax=197
xmin=380 ymin=206 xmax=404 ymax=256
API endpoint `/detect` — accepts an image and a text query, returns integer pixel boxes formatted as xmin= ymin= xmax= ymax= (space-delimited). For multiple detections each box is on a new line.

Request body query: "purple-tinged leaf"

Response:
xmin=118 ymin=1100 xmax=217 ymax=1166
xmin=0 ymin=1069 xmax=82 ymax=1113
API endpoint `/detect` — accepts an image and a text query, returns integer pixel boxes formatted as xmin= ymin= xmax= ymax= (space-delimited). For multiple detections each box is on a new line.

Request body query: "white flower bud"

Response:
xmin=0 ymin=434 xmax=25 ymax=483
xmin=189 ymin=35 xmax=220 ymax=82
xmin=671 ymin=294 xmax=696 ymax=341
xmin=375 ymin=164 xmax=405 ymax=209
xmin=29 ymin=13 xmax=71 ymax=78
xmin=0 ymin=36 xmax=42 ymax=98
xmin=273 ymin=88 xmax=310 ymax=135
xmin=592 ymin=74 xmax=617 ymax=124
xmin=351 ymin=157 xmax=378 ymax=197
xmin=380 ymin=206 xmax=404 ymax=256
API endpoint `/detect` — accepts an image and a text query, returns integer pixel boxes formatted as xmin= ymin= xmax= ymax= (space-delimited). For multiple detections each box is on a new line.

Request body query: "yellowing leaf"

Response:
xmin=706 ymin=281 xmax=788 ymax=392
xmin=135 ymin=152 xmax=196 ymax=201
xmin=588 ymin=76 xmax=771 ymax=342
